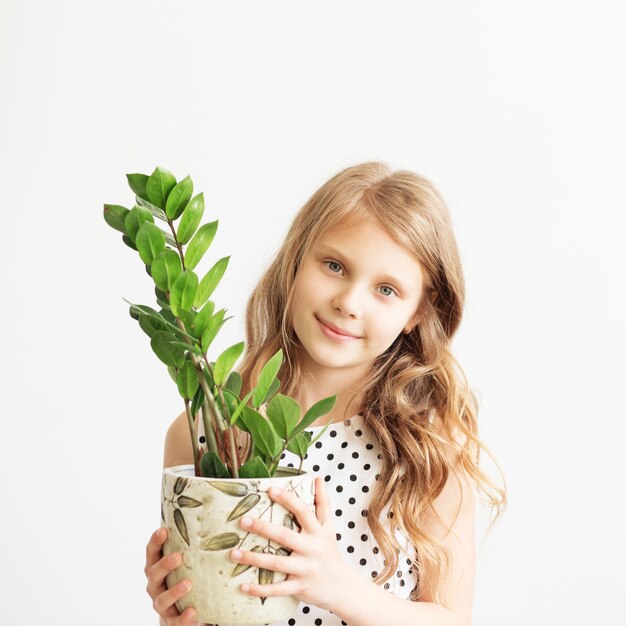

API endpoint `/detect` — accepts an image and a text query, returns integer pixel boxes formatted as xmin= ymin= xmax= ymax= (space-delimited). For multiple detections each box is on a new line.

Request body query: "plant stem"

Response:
xmin=184 ymin=399 xmax=200 ymax=476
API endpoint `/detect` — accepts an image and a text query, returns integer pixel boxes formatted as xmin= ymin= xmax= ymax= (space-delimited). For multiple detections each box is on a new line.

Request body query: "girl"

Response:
xmin=145 ymin=161 xmax=506 ymax=626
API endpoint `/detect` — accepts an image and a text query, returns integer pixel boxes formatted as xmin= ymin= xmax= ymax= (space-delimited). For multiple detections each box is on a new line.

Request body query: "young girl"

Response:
xmin=144 ymin=161 xmax=506 ymax=626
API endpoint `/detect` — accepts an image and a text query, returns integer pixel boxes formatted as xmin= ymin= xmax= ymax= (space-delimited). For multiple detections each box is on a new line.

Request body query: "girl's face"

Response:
xmin=291 ymin=218 xmax=425 ymax=377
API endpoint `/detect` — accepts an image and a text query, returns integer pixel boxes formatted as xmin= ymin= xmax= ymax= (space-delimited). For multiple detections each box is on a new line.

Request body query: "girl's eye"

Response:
xmin=325 ymin=260 xmax=343 ymax=274
xmin=378 ymin=285 xmax=398 ymax=298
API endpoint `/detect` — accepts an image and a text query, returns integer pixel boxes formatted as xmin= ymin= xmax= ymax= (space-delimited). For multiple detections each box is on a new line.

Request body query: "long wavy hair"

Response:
xmin=235 ymin=161 xmax=506 ymax=604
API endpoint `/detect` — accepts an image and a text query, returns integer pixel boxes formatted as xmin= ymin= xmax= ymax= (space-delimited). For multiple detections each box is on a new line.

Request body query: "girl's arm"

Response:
xmin=333 ymin=432 xmax=476 ymax=626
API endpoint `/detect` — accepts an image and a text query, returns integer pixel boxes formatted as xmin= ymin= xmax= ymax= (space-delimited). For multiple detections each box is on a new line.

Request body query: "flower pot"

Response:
xmin=161 ymin=464 xmax=315 ymax=625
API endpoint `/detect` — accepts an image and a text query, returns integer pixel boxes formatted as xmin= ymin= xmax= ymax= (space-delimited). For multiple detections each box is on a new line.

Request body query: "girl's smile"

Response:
xmin=315 ymin=314 xmax=362 ymax=341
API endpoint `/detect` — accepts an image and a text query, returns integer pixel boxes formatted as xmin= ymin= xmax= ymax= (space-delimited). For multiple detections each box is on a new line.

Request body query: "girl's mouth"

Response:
xmin=315 ymin=315 xmax=361 ymax=342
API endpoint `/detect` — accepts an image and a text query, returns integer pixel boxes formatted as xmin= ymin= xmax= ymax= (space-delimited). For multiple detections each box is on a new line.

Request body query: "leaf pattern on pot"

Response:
xmin=230 ymin=545 xmax=263 ymax=578
xmin=259 ymin=567 xmax=274 ymax=604
xmin=209 ymin=481 xmax=248 ymax=497
xmin=227 ymin=493 xmax=261 ymax=522
xmin=177 ymin=495 xmax=202 ymax=508
xmin=174 ymin=477 xmax=187 ymax=495
xmin=276 ymin=547 xmax=292 ymax=557
xmin=283 ymin=513 xmax=294 ymax=529
xmin=161 ymin=504 xmax=165 ymax=523
xmin=202 ymin=532 xmax=241 ymax=551
xmin=174 ymin=509 xmax=190 ymax=546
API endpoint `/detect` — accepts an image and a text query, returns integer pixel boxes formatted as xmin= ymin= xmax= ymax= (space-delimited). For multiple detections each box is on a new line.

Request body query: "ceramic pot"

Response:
xmin=161 ymin=464 xmax=315 ymax=625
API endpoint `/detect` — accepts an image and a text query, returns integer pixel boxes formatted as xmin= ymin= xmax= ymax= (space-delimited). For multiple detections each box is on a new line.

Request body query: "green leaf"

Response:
xmin=135 ymin=195 xmax=168 ymax=222
xmin=291 ymin=395 xmax=337 ymax=438
xmin=200 ymin=451 xmax=231 ymax=478
xmin=167 ymin=366 xmax=178 ymax=384
xmin=126 ymin=173 xmax=150 ymax=201
xmin=122 ymin=234 xmax=137 ymax=250
xmin=136 ymin=222 xmax=166 ymax=265
xmin=146 ymin=166 xmax=177 ymax=210
xmin=225 ymin=371 xmax=243 ymax=396
xmin=125 ymin=301 xmax=193 ymax=341
xmin=239 ymin=405 xmax=282 ymax=458
xmin=151 ymin=249 xmax=183 ymax=292
xmin=190 ymin=384 xmax=205 ymax=418
xmin=194 ymin=256 xmax=230 ymax=308
xmin=238 ymin=457 xmax=271 ymax=478
xmin=191 ymin=300 xmax=215 ymax=339
xmin=124 ymin=205 xmax=154 ymax=243
xmin=103 ymin=204 xmax=129 ymax=233
xmin=228 ymin=389 xmax=255 ymax=426
xmin=150 ymin=330 xmax=186 ymax=368
xmin=165 ymin=175 xmax=193 ymax=220
xmin=184 ymin=221 xmax=218 ymax=270
xmin=200 ymin=308 xmax=227 ymax=353
xmin=286 ymin=431 xmax=308 ymax=459
xmin=177 ymin=192 xmax=204 ymax=245
xmin=170 ymin=270 xmax=198 ymax=317
xmin=138 ymin=312 xmax=170 ymax=338
xmin=252 ymin=349 xmax=283 ymax=409
xmin=177 ymin=361 xmax=199 ymax=400
xmin=266 ymin=394 xmax=301 ymax=440
xmin=262 ymin=377 xmax=280 ymax=405
xmin=214 ymin=342 xmax=245 ymax=386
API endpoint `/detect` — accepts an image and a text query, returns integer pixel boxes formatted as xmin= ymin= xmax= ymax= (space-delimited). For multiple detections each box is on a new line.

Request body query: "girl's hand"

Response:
xmin=144 ymin=527 xmax=199 ymax=625
xmin=229 ymin=476 xmax=351 ymax=611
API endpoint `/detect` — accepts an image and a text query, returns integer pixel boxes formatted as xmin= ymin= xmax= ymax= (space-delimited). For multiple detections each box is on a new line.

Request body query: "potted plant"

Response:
xmin=103 ymin=166 xmax=336 ymax=625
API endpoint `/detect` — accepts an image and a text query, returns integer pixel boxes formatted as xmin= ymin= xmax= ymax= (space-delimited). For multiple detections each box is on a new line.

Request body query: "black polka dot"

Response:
xmin=355 ymin=429 xmax=362 ymax=436
xmin=199 ymin=436 xmax=206 ymax=444
xmin=324 ymin=475 xmax=331 ymax=482
xmin=330 ymin=430 xmax=337 ymax=438
xmin=351 ymin=451 xmax=359 ymax=459
xmin=342 ymin=622 xmax=348 ymax=626
xmin=304 ymin=453 xmax=308 ymax=459
xmin=315 ymin=619 xmax=322 ymax=625
xmin=349 ymin=474 xmax=357 ymax=481
xmin=397 ymin=570 xmax=403 ymax=577
xmin=361 ymin=534 xmax=368 ymax=541
xmin=406 ymin=558 xmax=412 ymax=566
xmin=347 ymin=545 xmax=354 ymax=553
xmin=312 ymin=465 xmax=320 ymax=471
xmin=302 ymin=606 xmax=310 ymax=614
xmin=315 ymin=441 xmax=322 ymax=449
xmin=338 ymin=462 xmax=345 ymax=469
xmin=335 ymin=509 xmax=342 ymax=516
xmin=327 ymin=453 xmax=334 ymax=460
xmin=359 ymin=558 xmax=367 ymax=565
xmin=280 ymin=453 xmax=286 ymax=459
xmin=336 ymin=533 xmax=341 ymax=541
xmin=347 ymin=521 xmax=355 ymax=529
xmin=371 ymin=571 xmax=378 ymax=578
xmin=341 ymin=441 xmax=348 ymax=448
xmin=377 ymin=453 xmax=382 ymax=459
xmin=336 ymin=485 xmax=343 ymax=492
xmin=375 ymin=474 xmax=380 ymax=481
xmin=364 ymin=463 xmax=371 ymax=470
xmin=373 ymin=547 xmax=379 ymax=554
xmin=362 ymin=486 xmax=369 ymax=493
xmin=384 ymin=582 xmax=390 ymax=590
xmin=348 ymin=497 xmax=356 ymax=504
xmin=287 ymin=463 xmax=294 ymax=467
xmin=288 ymin=620 xmax=295 ymax=625
xmin=387 ymin=511 xmax=394 ymax=519
xmin=361 ymin=509 xmax=368 ymax=517
xmin=400 ymin=579 xmax=406 ymax=586
xmin=366 ymin=443 xmax=374 ymax=450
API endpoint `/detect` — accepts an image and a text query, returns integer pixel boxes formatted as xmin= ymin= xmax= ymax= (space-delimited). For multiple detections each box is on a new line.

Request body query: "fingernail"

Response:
xmin=169 ymin=553 xmax=180 ymax=566
xmin=179 ymin=580 xmax=190 ymax=591
xmin=231 ymin=549 xmax=242 ymax=559
xmin=241 ymin=516 xmax=252 ymax=527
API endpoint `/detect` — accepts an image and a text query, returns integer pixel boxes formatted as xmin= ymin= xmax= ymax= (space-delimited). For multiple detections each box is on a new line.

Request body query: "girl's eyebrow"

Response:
xmin=316 ymin=244 xmax=413 ymax=293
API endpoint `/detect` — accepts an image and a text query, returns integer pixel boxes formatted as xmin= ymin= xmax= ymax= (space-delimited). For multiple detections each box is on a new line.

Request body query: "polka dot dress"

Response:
xmin=200 ymin=414 xmax=419 ymax=626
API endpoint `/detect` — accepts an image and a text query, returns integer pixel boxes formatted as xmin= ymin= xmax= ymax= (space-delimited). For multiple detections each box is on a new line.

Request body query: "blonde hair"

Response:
xmin=236 ymin=161 xmax=506 ymax=604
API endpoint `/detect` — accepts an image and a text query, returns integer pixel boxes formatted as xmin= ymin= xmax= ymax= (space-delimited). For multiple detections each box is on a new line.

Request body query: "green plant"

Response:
xmin=103 ymin=166 xmax=336 ymax=479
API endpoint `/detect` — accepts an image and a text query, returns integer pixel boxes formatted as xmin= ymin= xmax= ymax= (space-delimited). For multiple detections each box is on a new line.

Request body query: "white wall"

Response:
xmin=1 ymin=1 xmax=624 ymax=624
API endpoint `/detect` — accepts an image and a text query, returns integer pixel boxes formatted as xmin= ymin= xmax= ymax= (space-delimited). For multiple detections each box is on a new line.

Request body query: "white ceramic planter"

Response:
xmin=161 ymin=464 xmax=315 ymax=625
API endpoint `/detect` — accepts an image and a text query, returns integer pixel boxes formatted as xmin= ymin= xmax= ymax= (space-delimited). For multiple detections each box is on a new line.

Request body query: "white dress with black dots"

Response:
xmin=200 ymin=414 xmax=418 ymax=626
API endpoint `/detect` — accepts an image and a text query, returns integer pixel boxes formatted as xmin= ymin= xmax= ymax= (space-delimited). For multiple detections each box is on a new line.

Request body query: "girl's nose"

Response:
xmin=332 ymin=285 xmax=364 ymax=318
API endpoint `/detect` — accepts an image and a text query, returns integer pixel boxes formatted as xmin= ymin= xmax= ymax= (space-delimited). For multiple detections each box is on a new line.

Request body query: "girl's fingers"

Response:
xmin=153 ymin=578 xmax=193 ymax=618
xmin=240 ymin=577 xmax=301 ymax=599
xmin=238 ymin=514 xmax=306 ymax=552
xmin=230 ymin=548 xmax=305 ymax=576
xmin=146 ymin=549 xmax=184 ymax=597
xmin=267 ymin=486 xmax=319 ymax=533
xmin=313 ymin=477 xmax=331 ymax=526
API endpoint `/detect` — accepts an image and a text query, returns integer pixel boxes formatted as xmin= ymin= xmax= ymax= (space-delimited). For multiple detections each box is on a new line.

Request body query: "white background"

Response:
xmin=1 ymin=1 xmax=625 ymax=625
